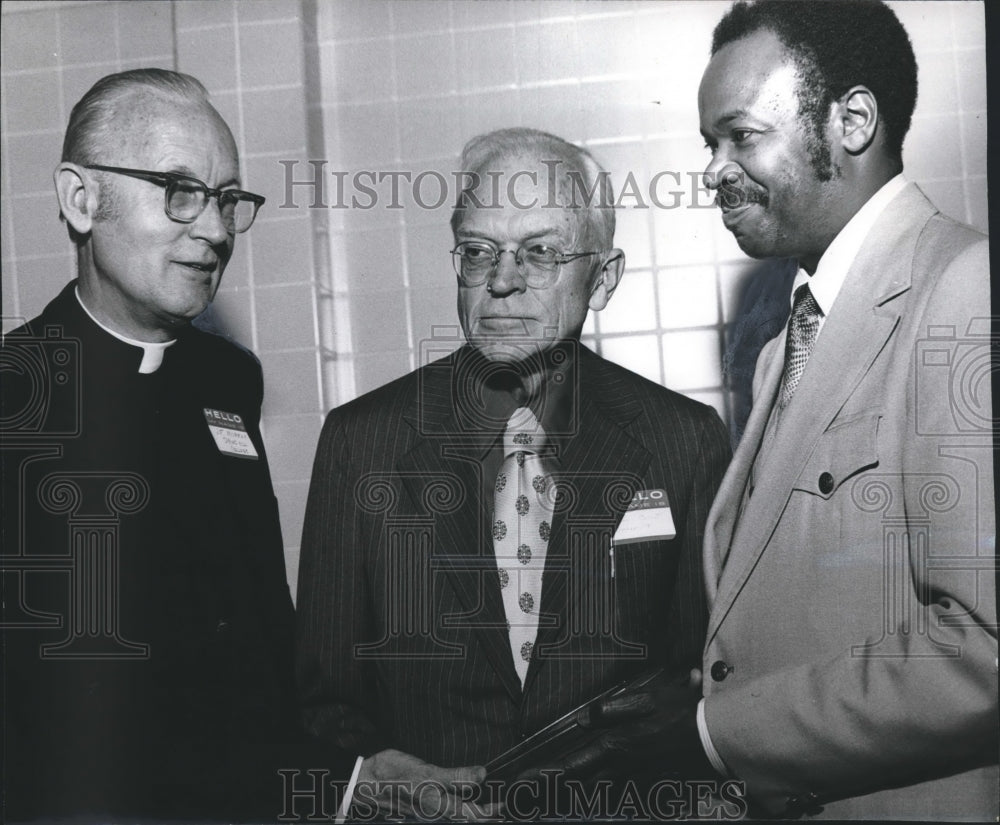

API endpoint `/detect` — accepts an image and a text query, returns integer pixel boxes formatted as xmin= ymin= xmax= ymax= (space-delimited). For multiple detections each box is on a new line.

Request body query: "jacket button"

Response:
xmin=818 ymin=472 xmax=834 ymax=494
xmin=215 ymin=619 xmax=230 ymax=634
xmin=710 ymin=660 xmax=731 ymax=682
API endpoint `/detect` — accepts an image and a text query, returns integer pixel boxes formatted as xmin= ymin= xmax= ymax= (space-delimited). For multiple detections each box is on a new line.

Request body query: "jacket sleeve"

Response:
xmin=296 ymin=409 xmax=392 ymax=758
xmin=666 ymin=408 xmax=732 ymax=669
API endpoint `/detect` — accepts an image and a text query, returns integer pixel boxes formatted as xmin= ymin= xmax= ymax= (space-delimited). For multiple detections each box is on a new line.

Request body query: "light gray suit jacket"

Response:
xmin=702 ymin=184 xmax=997 ymax=820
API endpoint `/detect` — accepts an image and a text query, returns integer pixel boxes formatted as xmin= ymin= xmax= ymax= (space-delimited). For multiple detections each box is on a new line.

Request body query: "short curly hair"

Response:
xmin=712 ymin=0 xmax=917 ymax=170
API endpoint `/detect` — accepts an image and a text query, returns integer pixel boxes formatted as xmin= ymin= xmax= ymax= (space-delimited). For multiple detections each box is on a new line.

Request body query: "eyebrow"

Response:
xmin=455 ymin=227 xmax=565 ymax=242
xmin=704 ymin=110 xmax=753 ymax=134
xmin=167 ymin=164 xmax=241 ymax=189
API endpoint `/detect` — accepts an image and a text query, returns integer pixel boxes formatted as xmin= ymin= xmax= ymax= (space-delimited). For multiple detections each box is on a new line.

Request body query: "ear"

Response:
xmin=54 ymin=163 xmax=98 ymax=236
xmin=588 ymin=249 xmax=625 ymax=312
xmin=837 ymin=85 xmax=878 ymax=155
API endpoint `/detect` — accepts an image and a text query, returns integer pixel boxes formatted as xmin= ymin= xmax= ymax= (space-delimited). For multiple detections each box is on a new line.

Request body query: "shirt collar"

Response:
xmin=476 ymin=342 xmax=575 ymax=439
xmin=793 ymin=173 xmax=908 ymax=316
xmin=75 ymin=287 xmax=176 ymax=374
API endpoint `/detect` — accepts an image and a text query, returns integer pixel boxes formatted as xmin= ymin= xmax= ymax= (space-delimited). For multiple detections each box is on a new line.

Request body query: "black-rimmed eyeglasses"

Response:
xmin=84 ymin=165 xmax=265 ymax=234
xmin=451 ymin=241 xmax=601 ymax=289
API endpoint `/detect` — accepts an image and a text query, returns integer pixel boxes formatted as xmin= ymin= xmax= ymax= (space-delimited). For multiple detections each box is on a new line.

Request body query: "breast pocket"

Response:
xmin=793 ymin=412 xmax=881 ymax=499
xmin=611 ymin=538 xmax=678 ymax=658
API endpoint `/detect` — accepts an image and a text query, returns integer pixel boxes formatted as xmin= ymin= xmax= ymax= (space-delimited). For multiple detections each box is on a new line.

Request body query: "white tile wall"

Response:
xmin=2 ymin=0 xmax=989 ymax=597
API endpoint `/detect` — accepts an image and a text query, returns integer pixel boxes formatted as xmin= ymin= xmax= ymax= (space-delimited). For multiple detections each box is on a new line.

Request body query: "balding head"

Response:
xmin=450 ymin=128 xmax=625 ymax=368
xmin=54 ymin=68 xmax=243 ymax=341
xmin=451 ymin=127 xmax=616 ymax=252
xmin=62 ymin=68 xmax=226 ymax=165
xmin=60 ymin=68 xmax=236 ymax=231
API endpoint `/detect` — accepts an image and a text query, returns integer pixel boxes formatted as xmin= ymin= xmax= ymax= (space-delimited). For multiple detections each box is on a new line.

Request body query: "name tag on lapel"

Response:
xmin=613 ymin=489 xmax=675 ymax=545
xmin=203 ymin=408 xmax=259 ymax=460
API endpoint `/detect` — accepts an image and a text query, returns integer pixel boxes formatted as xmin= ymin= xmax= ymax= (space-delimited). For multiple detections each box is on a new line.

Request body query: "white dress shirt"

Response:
xmin=789 ymin=173 xmax=908 ymax=333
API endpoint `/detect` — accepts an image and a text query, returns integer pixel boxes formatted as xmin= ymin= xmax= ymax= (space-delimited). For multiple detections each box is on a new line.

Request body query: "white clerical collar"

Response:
xmin=791 ymin=173 xmax=908 ymax=320
xmin=75 ymin=287 xmax=176 ymax=374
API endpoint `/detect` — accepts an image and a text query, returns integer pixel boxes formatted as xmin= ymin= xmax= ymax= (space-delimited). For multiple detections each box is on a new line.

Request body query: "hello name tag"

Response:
xmin=203 ymin=408 xmax=258 ymax=460
xmin=613 ymin=488 xmax=676 ymax=545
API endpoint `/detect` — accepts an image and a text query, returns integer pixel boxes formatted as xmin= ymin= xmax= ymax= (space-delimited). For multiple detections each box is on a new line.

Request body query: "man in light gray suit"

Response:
xmin=544 ymin=1 xmax=996 ymax=820
xmin=694 ymin=0 xmax=996 ymax=819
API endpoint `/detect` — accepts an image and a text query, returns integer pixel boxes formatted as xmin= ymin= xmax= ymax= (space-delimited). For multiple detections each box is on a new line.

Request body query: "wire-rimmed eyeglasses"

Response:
xmin=84 ymin=165 xmax=265 ymax=234
xmin=451 ymin=240 xmax=601 ymax=289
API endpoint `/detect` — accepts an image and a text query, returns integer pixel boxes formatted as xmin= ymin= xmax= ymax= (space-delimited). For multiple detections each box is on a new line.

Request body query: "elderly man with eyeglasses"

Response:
xmin=295 ymin=127 xmax=731 ymax=819
xmin=1 ymin=68 xmax=365 ymax=822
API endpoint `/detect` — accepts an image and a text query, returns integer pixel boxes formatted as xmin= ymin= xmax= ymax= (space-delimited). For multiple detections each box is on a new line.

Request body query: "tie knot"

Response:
xmin=503 ymin=406 xmax=546 ymax=456
xmin=791 ymin=283 xmax=821 ymax=321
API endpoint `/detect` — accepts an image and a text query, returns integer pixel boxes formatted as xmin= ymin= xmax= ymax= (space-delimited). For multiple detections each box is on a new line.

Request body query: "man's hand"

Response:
xmin=521 ymin=669 xmax=716 ymax=785
xmin=353 ymin=748 xmax=501 ymax=820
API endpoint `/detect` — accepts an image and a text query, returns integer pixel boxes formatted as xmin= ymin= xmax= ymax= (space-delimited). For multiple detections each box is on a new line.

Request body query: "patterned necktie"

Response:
xmin=779 ymin=283 xmax=822 ymax=409
xmin=492 ymin=406 xmax=555 ymax=685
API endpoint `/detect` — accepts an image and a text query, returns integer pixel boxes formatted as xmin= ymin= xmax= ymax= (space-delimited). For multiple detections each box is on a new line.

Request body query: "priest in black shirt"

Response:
xmin=0 ymin=68 xmax=446 ymax=823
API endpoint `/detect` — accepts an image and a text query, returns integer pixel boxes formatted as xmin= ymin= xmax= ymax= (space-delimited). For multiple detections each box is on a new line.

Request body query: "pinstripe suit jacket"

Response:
xmin=296 ymin=343 xmax=730 ymax=767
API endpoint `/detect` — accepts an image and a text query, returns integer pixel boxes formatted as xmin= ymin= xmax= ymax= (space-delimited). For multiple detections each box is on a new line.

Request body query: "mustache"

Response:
xmin=712 ymin=171 xmax=769 ymax=210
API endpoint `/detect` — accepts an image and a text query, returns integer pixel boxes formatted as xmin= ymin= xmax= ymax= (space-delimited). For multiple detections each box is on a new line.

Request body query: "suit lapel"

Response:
xmin=398 ymin=349 xmax=522 ymax=702
xmin=704 ymin=334 xmax=783 ymax=602
xmin=528 ymin=350 xmax=652 ymax=686
xmin=707 ymin=185 xmax=931 ymax=645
